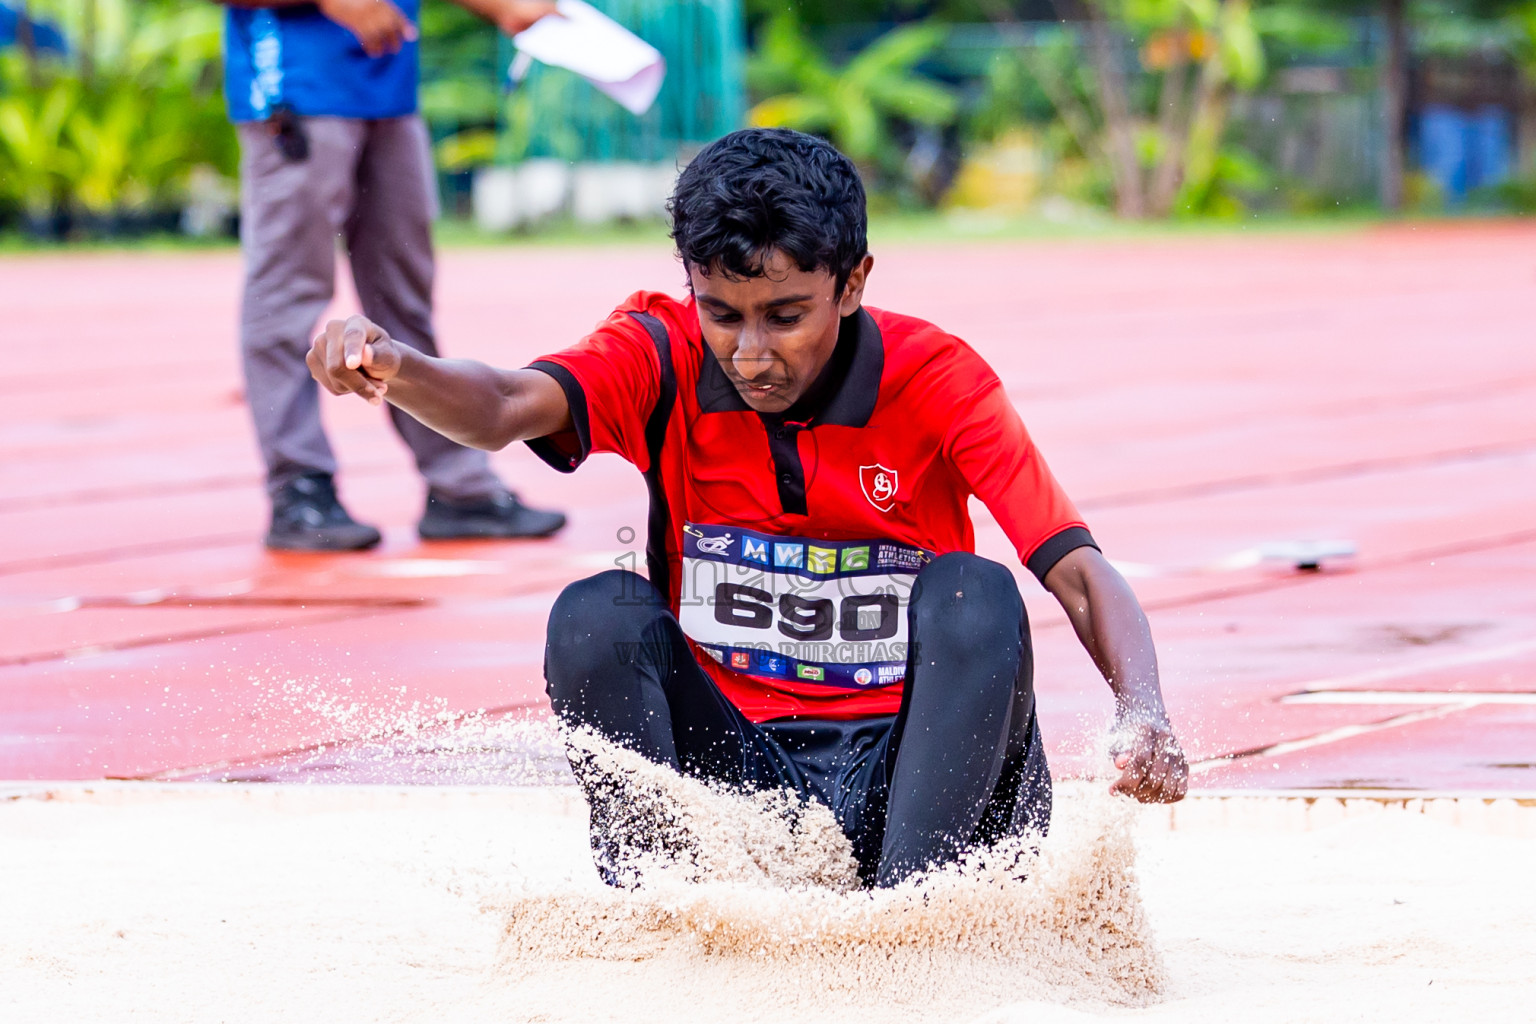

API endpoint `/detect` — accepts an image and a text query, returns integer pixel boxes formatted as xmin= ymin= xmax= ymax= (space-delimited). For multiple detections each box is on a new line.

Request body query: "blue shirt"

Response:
xmin=224 ymin=2 xmax=420 ymax=123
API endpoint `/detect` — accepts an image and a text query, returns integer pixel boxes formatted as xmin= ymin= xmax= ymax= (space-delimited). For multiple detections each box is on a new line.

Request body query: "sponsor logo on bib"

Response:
xmin=807 ymin=546 xmax=837 ymax=574
xmin=773 ymin=542 xmax=805 ymax=568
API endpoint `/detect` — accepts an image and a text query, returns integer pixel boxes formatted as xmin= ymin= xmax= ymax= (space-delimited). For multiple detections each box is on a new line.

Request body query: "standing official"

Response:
xmin=219 ymin=0 xmax=566 ymax=549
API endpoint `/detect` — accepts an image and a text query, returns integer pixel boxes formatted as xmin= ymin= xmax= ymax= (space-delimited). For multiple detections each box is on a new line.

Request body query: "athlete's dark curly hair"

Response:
xmin=669 ymin=128 xmax=868 ymax=296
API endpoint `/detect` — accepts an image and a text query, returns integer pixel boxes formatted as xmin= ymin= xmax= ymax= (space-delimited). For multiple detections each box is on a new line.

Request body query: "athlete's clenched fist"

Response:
xmin=307 ymin=315 xmax=403 ymax=406
xmin=1109 ymin=717 xmax=1189 ymax=804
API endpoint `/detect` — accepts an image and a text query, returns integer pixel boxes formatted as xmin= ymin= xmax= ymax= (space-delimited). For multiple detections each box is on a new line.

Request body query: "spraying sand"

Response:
xmin=2 ymin=731 xmax=1533 ymax=1023
xmin=494 ymin=730 xmax=1163 ymax=1019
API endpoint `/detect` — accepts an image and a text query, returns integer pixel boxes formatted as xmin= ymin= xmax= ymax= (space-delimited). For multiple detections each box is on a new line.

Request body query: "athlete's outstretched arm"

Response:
xmin=307 ymin=315 xmax=572 ymax=450
xmin=1043 ymin=547 xmax=1189 ymax=803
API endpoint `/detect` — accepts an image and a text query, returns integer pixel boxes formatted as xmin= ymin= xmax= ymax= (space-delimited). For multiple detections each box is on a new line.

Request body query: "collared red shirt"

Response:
xmin=528 ymin=291 xmax=1096 ymax=722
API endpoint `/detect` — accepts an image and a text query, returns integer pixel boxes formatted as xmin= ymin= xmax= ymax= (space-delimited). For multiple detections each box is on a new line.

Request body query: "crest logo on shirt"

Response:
xmin=730 ymin=651 xmax=752 ymax=670
xmin=859 ymin=464 xmax=900 ymax=513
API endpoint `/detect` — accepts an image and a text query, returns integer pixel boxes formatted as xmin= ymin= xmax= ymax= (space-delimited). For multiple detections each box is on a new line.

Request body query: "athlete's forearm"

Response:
xmin=1047 ymin=547 xmax=1187 ymax=802
xmin=383 ymin=349 xmax=571 ymax=451
xmin=1044 ymin=548 xmax=1169 ymax=723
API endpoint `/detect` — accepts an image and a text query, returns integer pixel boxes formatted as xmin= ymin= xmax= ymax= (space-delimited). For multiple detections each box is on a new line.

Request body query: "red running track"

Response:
xmin=2 ymin=221 xmax=1534 ymax=790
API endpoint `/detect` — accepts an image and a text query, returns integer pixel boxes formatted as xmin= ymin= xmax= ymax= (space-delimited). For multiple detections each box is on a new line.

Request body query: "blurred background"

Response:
xmin=3 ymin=0 xmax=1535 ymax=243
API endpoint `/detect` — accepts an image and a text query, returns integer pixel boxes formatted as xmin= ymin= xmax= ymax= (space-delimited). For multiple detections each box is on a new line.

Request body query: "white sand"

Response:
xmin=2 ymin=780 xmax=1532 ymax=1024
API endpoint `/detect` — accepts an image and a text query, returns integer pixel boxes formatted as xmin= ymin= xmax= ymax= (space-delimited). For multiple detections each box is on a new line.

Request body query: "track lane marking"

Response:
xmin=1283 ymin=690 xmax=1536 ymax=705
xmin=1191 ymin=704 xmax=1468 ymax=774
xmin=1192 ymin=637 xmax=1536 ymax=773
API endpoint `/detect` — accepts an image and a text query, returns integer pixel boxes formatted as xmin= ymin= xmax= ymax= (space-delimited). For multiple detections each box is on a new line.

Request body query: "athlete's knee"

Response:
xmin=905 ymin=554 xmax=1029 ymax=711
xmin=547 ymin=570 xmax=660 ymax=651
xmin=911 ymin=552 xmax=1025 ymax=647
xmin=549 ymin=564 xmax=657 ymax=629
xmin=545 ymin=570 xmax=667 ymax=705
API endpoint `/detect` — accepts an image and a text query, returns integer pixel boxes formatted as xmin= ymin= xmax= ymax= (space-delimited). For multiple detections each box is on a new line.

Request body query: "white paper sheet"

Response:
xmin=511 ymin=0 xmax=666 ymax=116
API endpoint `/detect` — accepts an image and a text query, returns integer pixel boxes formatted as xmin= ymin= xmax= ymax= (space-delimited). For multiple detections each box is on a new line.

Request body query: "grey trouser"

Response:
xmin=237 ymin=114 xmax=500 ymax=502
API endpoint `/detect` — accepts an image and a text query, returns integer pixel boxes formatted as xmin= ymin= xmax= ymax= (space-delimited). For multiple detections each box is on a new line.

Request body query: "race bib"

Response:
xmin=678 ymin=522 xmax=932 ymax=689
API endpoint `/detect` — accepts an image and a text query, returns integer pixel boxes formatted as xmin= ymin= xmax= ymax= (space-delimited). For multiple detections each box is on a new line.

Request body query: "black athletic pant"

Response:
xmin=544 ymin=551 xmax=1051 ymax=887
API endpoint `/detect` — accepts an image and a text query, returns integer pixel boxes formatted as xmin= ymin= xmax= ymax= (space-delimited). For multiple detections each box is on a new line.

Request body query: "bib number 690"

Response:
xmin=713 ymin=583 xmax=898 ymax=642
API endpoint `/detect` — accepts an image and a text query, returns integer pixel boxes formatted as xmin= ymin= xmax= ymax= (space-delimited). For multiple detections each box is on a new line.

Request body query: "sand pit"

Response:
xmin=1 ymin=778 xmax=1532 ymax=1023
xmin=494 ymin=732 xmax=1163 ymax=1018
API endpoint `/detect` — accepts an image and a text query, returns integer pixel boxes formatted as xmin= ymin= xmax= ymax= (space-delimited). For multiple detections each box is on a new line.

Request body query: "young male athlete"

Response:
xmin=307 ymin=128 xmax=1188 ymax=887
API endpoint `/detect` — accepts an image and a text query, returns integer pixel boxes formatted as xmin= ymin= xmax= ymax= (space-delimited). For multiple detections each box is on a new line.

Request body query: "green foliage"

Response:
xmin=1250 ymin=1 xmax=1354 ymax=56
xmin=994 ymin=0 xmax=1271 ymax=217
xmin=1471 ymin=175 xmax=1536 ymax=211
xmin=746 ymin=14 xmax=957 ymax=183
xmin=1513 ymin=1 xmax=1536 ymax=76
xmin=1219 ymin=1 xmax=1267 ymax=88
xmin=1413 ymin=0 xmax=1524 ymax=54
xmin=742 ymin=0 xmax=991 ymax=30
xmin=966 ymin=47 xmax=1058 ymax=145
xmin=435 ymin=67 xmax=589 ymax=169
xmin=1175 ymin=143 xmax=1272 ymax=215
xmin=418 ymin=1 xmax=504 ymax=127
xmin=0 ymin=67 xmax=78 ymax=215
xmin=0 ymin=0 xmax=234 ymax=231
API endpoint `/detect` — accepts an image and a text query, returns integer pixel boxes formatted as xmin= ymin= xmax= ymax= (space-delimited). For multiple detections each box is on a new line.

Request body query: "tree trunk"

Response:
xmin=16 ymin=0 xmax=40 ymax=88
xmin=82 ymin=0 xmax=98 ymax=84
xmin=1148 ymin=27 xmax=1195 ymax=216
xmin=1379 ymin=0 xmax=1409 ymax=212
xmin=1178 ymin=54 xmax=1232 ymax=214
xmin=1083 ymin=3 xmax=1146 ymax=217
xmin=1521 ymin=80 xmax=1536 ymax=178
xmin=1022 ymin=44 xmax=1106 ymax=170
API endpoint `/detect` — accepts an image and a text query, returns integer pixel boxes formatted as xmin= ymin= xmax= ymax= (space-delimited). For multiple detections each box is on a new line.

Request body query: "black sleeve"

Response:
xmin=522 ymin=360 xmax=592 ymax=474
xmin=1025 ymin=526 xmax=1100 ymax=583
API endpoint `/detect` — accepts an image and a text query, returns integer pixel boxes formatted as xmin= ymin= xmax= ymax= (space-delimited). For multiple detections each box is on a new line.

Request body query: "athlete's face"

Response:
xmin=691 ymin=249 xmax=873 ymax=414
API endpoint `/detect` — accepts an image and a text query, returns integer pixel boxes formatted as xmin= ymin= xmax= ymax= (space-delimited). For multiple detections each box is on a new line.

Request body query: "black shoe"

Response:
xmin=265 ymin=473 xmax=382 ymax=552
xmin=417 ymin=489 xmax=566 ymax=540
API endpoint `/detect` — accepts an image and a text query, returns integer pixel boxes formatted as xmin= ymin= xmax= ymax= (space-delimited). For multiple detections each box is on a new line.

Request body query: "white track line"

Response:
xmin=1191 ymin=703 xmax=1469 ymax=774
xmin=1283 ymin=690 xmax=1536 ymax=705
xmin=1192 ymin=638 xmax=1536 ymax=773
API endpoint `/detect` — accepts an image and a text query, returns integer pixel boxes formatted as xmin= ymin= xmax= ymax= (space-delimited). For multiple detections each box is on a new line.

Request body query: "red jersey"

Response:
xmin=528 ymin=292 xmax=1094 ymax=722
